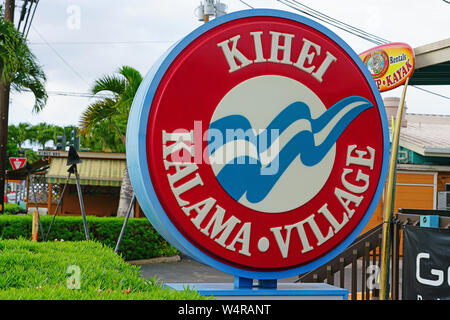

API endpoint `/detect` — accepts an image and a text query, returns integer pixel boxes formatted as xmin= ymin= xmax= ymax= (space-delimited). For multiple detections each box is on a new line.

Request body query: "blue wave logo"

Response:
xmin=207 ymin=96 xmax=373 ymax=204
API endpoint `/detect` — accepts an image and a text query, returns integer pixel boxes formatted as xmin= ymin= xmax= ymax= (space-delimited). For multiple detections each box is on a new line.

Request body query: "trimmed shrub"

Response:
xmin=0 ymin=239 xmax=205 ymax=300
xmin=0 ymin=215 xmax=178 ymax=261
xmin=3 ymin=203 xmax=21 ymax=215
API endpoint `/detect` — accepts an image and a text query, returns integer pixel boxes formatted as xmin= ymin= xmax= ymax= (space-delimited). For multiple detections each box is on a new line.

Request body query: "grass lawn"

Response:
xmin=0 ymin=239 xmax=207 ymax=300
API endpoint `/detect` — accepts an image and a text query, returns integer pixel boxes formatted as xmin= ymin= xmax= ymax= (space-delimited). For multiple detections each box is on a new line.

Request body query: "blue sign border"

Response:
xmin=126 ymin=9 xmax=389 ymax=279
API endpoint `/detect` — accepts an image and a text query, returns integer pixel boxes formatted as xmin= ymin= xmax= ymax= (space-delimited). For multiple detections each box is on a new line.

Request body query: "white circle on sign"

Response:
xmin=257 ymin=237 xmax=270 ymax=253
xmin=207 ymin=75 xmax=336 ymax=213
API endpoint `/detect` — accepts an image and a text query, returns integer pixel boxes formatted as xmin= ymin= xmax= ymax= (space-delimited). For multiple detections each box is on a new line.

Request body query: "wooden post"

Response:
xmin=31 ymin=210 xmax=39 ymax=241
xmin=47 ymin=183 xmax=52 ymax=215
xmin=379 ymin=77 xmax=410 ymax=300
xmin=25 ymin=176 xmax=30 ymax=212
xmin=135 ymin=199 xmax=140 ymax=218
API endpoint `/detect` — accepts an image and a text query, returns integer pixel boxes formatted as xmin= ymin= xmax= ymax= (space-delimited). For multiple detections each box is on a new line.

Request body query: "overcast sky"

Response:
xmin=8 ymin=0 xmax=450 ymax=127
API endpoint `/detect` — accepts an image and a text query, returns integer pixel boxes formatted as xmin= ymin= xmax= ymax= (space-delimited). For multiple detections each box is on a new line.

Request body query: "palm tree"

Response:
xmin=7 ymin=124 xmax=18 ymax=147
xmin=14 ymin=122 xmax=33 ymax=149
xmin=0 ymin=5 xmax=47 ymax=209
xmin=7 ymin=123 xmax=39 ymax=166
xmin=80 ymin=66 xmax=143 ymax=217
xmin=51 ymin=125 xmax=65 ymax=147
xmin=81 ymin=121 xmax=125 ymax=153
xmin=0 ymin=6 xmax=47 ymax=112
xmin=33 ymin=122 xmax=54 ymax=150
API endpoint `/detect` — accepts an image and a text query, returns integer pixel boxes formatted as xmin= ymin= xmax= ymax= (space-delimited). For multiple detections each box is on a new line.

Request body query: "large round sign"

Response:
xmin=127 ymin=9 xmax=389 ymax=279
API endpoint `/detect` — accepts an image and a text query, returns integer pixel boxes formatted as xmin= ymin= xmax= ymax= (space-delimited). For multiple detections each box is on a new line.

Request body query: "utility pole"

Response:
xmin=195 ymin=1 xmax=227 ymax=23
xmin=0 ymin=0 xmax=15 ymax=213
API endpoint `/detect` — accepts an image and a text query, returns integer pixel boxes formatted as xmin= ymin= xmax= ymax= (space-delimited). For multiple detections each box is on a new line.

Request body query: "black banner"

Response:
xmin=402 ymin=225 xmax=450 ymax=300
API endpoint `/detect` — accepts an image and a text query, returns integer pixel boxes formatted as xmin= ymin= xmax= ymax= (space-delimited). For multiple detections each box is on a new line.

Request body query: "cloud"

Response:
xmin=9 ymin=0 xmax=450 ymax=127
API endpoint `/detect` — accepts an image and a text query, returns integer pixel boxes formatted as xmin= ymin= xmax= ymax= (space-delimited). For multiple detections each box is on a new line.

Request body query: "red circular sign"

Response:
xmin=128 ymin=10 xmax=389 ymax=278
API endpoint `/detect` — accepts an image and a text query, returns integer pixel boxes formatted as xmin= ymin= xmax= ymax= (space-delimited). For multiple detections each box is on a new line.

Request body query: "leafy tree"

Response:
xmin=50 ymin=125 xmax=64 ymax=147
xmin=1 ymin=5 xmax=47 ymax=209
xmin=7 ymin=125 xmax=18 ymax=147
xmin=80 ymin=66 xmax=143 ymax=217
xmin=6 ymin=123 xmax=39 ymax=170
xmin=5 ymin=135 xmax=18 ymax=170
xmin=8 ymin=122 xmax=33 ymax=148
xmin=80 ymin=66 xmax=142 ymax=143
xmin=80 ymin=121 xmax=125 ymax=153
xmin=32 ymin=122 xmax=54 ymax=150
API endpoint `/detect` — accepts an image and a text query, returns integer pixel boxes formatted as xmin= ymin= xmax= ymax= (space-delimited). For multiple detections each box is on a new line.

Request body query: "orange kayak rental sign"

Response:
xmin=359 ymin=42 xmax=415 ymax=92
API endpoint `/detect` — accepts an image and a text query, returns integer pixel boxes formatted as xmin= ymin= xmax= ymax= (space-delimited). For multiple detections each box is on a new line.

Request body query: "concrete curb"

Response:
xmin=126 ymin=255 xmax=181 ymax=265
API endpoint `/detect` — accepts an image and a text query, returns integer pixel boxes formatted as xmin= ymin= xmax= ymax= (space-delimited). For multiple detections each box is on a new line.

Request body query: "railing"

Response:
xmin=296 ymin=223 xmax=383 ymax=300
xmin=296 ymin=209 xmax=450 ymax=300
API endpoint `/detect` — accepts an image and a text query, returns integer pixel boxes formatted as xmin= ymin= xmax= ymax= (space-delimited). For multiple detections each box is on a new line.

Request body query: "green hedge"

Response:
xmin=0 ymin=215 xmax=178 ymax=261
xmin=0 ymin=239 xmax=205 ymax=300
xmin=3 ymin=203 xmax=22 ymax=215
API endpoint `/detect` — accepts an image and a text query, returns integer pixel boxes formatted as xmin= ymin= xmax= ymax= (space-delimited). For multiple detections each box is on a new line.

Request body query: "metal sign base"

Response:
xmin=165 ymin=279 xmax=348 ymax=300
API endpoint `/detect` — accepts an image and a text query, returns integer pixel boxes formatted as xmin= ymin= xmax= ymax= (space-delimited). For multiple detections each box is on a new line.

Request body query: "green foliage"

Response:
xmin=32 ymin=122 xmax=54 ymax=149
xmin=0 ymin=239 xmax=205 ymax=300
xmin=6 ymin=122 xmax=85 ymax=160
xmin=11 ymin=122 xmax=33 ymax=148
xmin=7 ymin=121 xmax=123 ymax=154
xmin=2 ymin=203 xmax=21 ymax=215
xmin=0 ymin=215 xmax=178 ymax=260
xmin=0 ymin=6 xmax=47 ymax=112
xmin=79 ymin=121 xmax=125 ymax=152
xmin=80 ymin=65 xmax=143 ymax=151
xmin=5 ymin=133 xmax=18 ymax=170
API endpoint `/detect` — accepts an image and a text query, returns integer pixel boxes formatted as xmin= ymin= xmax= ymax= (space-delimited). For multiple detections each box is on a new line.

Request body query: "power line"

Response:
xmin=15 ymin=0 xmax=40 ymax=39
xmin=277 ymin=0 xmax=387 ymax=45
xmin=21 ymin=88 xmax=110 ymax=98
xmin=239 ymin=0 xmax=254 ymax=9
xmin=276 ymin=0 xmax=449 ymax=101
xmin=28 ymin=40 xmax=176 ymax=46
xmin=24 ymin=0 xmax=39 ymax=39
xmin=25 ymin=85 xmax=448 ymax=101
xmin=411 ymin=86 xmax=450 ymax=100
xmin=45 ymin=90 xmax=108 ymax=98
xmin=289 ymin=0 xmax=389 ymax=43
xmin=31 ymin=25 xmax=90 ymax=87
xmin=21 ymin=1 xmax=448 ymax=102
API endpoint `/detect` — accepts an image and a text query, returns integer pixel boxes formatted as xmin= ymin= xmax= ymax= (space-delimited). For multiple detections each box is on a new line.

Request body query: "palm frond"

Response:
xmin=118 ymin=65 xmax=143 ymax=85
xmin=91 ymin=75 xmax=126 ymax=96
xmin=79 ymin=98 xmax=119 ymax=134
xmin=1 ymin=8 xmax=47 ymax=112
xmin=80 ymin=65 xmax=143 ymax=148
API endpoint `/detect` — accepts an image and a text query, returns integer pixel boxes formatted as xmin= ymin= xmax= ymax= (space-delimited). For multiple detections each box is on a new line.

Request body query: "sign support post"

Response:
xmin=114 ymin=193 xmax=136 ymax=253
xmin=379 ymin=77 xmax=410 ymax=300
xmin=31 ymin=209 xmax=39 ymax=242
xmin=72 ymin=164 xmax=90 ymax=241
xmin=359 ymin=42 xmax=415 ymax=300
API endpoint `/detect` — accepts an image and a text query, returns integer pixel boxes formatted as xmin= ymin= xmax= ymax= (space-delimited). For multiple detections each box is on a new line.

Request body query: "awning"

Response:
xmin=410 ymin=38 xmax=450 ymax=86
xmin=46 ymin=158 xmax=126 ymax=187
